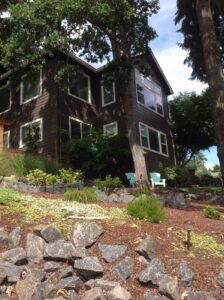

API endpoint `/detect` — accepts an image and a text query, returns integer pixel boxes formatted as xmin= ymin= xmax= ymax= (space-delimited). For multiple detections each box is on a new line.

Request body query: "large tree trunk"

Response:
xmin=196 ymin=0 xmax=224 ymax=181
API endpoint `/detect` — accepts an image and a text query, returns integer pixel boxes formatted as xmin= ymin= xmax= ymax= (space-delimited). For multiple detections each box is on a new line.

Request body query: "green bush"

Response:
xmin=0 ymin=188 xmax=20 ymax=205
xmin=127 ymin=195 xmax=165 ymax=223
xmin=162 ymin=166 xmax=191 ymax=187
xmin=57 ymin=168 xmax=83 ymax=184
xmin=203 ymin=206 xmax=221 ymax=220
xmin=63 ymin=188 xmax=98 ymax=203
xmin=95 ymin=175 xmax=124 ymax=190
xmin=134 ymin=185 xmax=150 ymax=197
xmin=26 ymin=169 xmax=48 ymax=186
xmin=0 ymin=152 xmax=15 ymax=176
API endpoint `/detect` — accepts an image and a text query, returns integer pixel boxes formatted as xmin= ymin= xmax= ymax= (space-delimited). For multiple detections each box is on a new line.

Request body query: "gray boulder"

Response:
xmin=44 ymin=240 xmax=86 ymax=261
xmin=138 ymin=258 xmax=165 ymax=285
xmin=85 ymin=279 xmax=119 ymax=291
xmin=0 ymin=261 xmax=22 ymax=283
xmin=82 ymin=287 xmax=106 ymax=300
xmin=26 ymin=233 xmax=47 ymax=263
xmin=0 ymin=247 xmax=27 ymax=265
xmin=216 ymin=268 xmax=224 ymax=288
xmin=21 ymin=266 xmax=45 ymax=282
xmin=135 ymin=235 xmax=156 ymax=261
xmin=60 ymin=266 xmax=74 ymax=279
xmin=164 ymin=192 xmax=189 ymax=209
xmin=73 ymin=256 xmax=103 ymax=280
xmin=0 ymin=272 xmax=6 ymax=285
xmin=113 ymin=256 xmax=133 ymax=281
xmin=184 ymin=291 xmax=213 ymax=300
xmin=107 ymin=193 xmax=120 ymax=202
xmin=97 ymin=191 xmax=108 ymax=202
xmin=43 ymin=261 xmax=61 ymax=272
xmin=72 ymin=223 xmax=104 ymax=248
xmin=120 ymin=194 xmax=135 ymax=203
xmin=40 ymin=226 xmax=64 ymax=243
xmin=144 ymin=295 xmax=170 ymax=300
xmin=107 ymin=285 xmax=132 ymax=300
xmin=158 ymin=275 xmax=179 ymax=300
xmin=55 ymin=275 xmax=83 ymax=292
xmin=9 ymin=227 xmax=21 ymax=248
xmin=178 ymin=260 xmax=194 ymax=287
xmin=98 ymin=244 xmax=127 ymax=263
xmin=0 ymin=228 xmax=9 ymax=246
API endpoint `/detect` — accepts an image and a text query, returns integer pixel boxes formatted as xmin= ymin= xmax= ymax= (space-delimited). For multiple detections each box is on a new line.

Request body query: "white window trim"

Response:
xmin=101 ymin=82 xmax=116 ymax=107
xmin=69 ymin=116 xmax=92 ymax=139
xmin=20 ymin=69 xmax=42 ymax=105
xmin=135 ymin=69 xmax=164 ymax=117
xmin=0 ymin=84 xmax=12 ymax=115
xmin=139 ymin=122 xmax=169 ymax=157
xmin=68 ymin=72 xmax=91 ymax=104
xmin=19 ymin=118 xmax=43 ymax=148
xmin=103 ymin=121 xmax=118 ymax=137
xmin=3 ymin=130 xmax=10 ymax=149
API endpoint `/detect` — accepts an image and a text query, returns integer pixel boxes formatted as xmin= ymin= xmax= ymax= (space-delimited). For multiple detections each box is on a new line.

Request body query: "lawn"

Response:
xmin=0 ymin=189 xmax=223 ymax=299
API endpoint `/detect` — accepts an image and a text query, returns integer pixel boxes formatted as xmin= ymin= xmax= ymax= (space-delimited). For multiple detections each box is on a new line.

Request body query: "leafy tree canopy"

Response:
xmin=169 ymin=89 xmax=215 ymax=165
xmin=175 ymin=0 xmax=224 ymax=82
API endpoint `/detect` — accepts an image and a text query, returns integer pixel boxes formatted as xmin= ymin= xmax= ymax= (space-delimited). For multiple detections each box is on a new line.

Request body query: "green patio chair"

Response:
xmin=125 ymin=172 xmax=136 ymax=187
xmin=149 ymin=172 xmax=166 ymax=188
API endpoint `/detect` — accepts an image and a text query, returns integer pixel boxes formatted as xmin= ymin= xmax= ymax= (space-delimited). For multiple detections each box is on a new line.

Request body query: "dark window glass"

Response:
xmin=70 ymin=120 xmax=81 ymax=138
xmin=103 ymin=84 xmax=115 ymax=105
xmin=137 ymin=84 xmax=145 ymax=104
xmin=22 ymin=71 xmax=41 ymax=103
xmin=148 ymin=129 xmax=160 ymax=152
xmin=69 ymin=73 xmax=89 ymax=102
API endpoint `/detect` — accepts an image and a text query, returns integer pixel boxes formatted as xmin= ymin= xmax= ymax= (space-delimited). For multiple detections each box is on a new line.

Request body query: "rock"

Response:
xmin=107 ymin=193 xmax=120 ymax=202
xmin=98 ymin=244 xmax=127 ymax=263
xmin=0 ymin=247 xmax=27 ymax=265
xmin=164 ymin=192 xmax=189 ymax=209
xmin=26 ymin=233 xmax=47 ymax=263
xmin=158 ymin=275 xmax=179 ymax=300
xmin=138 ymin=256 xmax=150 ymax=265
xmin=69 ymin=290 xmax=79 ymax=300
xmin=73 ymin=256 xmax=103 ymax=280
xmin=135 ymin=235 xmax=156 ymax=261
xmin=0 ymin=228 xmax=9 ymax=246
xmin=44 ymin=261 xmax=61 ymax=272
xmin=185 ymin=291 xmax=212 ymax=300
xmin=0 ymin=295 xmax=11 ymax=300
xmin=21 ymin=266 xmax=45 ymax=282
xmin=107 ymin=285 xmax=132 ymax=300
xmin=0 ymin=272 xmax=6 ymax=285
xmin=82 ymin=287 xmax=106 ymax=300
xmin=178 ymin=260 xmax=194 ymax=287
xmin=56 ymin=275 xmax=83 ymax=292
xmin=85 ymin=279 xmax=119 ymax=291
xmin=9 ymin=227 xmax=21 ymax=248
xmin=144 ymin=295 xmax=170 ymax=300
xmin=40 ymin=226 xmax=64 ymax=243
xmin=120 ymin=194 xmax=135 ymax=203
xmin=97 ymin=191 xmax=108 ymax=202
xmin=138 ymin=258 xmax=165 ymax=285
xmin=60 ymin=266 xmax=74 ymax=279
xmin=72 ymin=223 xmax=104 ymax=248
xmin=0 ymin=261 xmax=22 ymax=283
xmin=113 ymin=257 xmax=133 ymax=281
xmin=44 ymin=240 xmax=86 ymax=261
xmin=216 ymin=268 xmax=224 ymax=288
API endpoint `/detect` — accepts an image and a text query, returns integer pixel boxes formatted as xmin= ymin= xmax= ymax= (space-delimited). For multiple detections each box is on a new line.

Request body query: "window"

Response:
xmin=101 ymin=82 xmax=116 ymax=106
xmin=139 ymin=123 xmax=168 ymax=156
xmin=3 ymin=131 xmax=10 ymax=149
xmin=20 ymin=119 xmax=42 ymax=148
xmin=69 ymin=71 xmax=91 ymax=103
xmin=0 ymin=85 xmax=11 ymax=114
xmin=69 ymin=117 xmax=92 ymax=139
xmin=135 ymin=69 xmax=163 ymax=115
xmin=21 ymin=70 xmax=42 ymax=104
xmin=103 ymin=121 xmax=118 ymax=137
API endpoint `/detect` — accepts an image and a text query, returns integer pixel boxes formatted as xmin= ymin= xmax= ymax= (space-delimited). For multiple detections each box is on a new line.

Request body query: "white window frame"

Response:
xmin=135 ymin=69 xmax=164 ymax=117
xmin=139 ymin=122 xmax=169 ymax=157
xmin=3 ymin=130 xmax=10 ymax=149
xmin=20 ymin=69 xmax=42 ymax=105
xmin=0 ymin=84 xmax=11 ymax=115
xmin=69 ymin=116 xmax=92 ymax=139
xmin=101 ymin=82 xmax=116 ymax=107
xmin=103 ymin=121 xmax=118 ymax=137
xmin=20 ymin=118 xmax=43 ymax=148
xmin=68 ymin=72 xmax=91 ymax=104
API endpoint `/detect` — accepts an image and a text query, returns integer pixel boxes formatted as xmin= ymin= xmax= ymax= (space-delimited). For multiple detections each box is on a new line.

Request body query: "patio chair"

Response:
xmin=149 ymin=172 xmax=166 ymax=188
xmin=125 ymin=172 xmax=136 ymax=187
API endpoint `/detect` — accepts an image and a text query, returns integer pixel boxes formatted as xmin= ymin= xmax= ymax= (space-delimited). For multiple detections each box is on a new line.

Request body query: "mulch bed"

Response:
xmin=0 ymin=194 xmax=223 ymax=299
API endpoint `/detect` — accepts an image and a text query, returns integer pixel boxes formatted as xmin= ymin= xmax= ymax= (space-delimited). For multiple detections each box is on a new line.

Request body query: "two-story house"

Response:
xmin=0 ymin=50 xmax=175 ymax=172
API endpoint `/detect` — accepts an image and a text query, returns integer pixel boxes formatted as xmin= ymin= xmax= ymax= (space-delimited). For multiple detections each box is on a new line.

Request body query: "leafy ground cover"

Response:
xmin=0 ymin=190 xmax=223 ymax=299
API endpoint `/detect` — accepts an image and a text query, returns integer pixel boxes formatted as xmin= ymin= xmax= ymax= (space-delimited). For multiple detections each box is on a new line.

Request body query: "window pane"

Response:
xmin=70 ymin=74 xmax=89 ymax=102
xmin=81 ymin=123 xmax=91 ymax=138
xmin=137 ymin=84 xmax=145 ymax=104
xmin=160 ymin=133 xmax=168 ymax=155
xmin=104 ymin=123 xmax=117 ymax=137
xmin=22 ymin=72 xmax=41 ymax=103
xmin=70 ymin=120 xmax=81 ymax=138
xmin=103 ymin=84 xmax=115 ymax=105
xmin=145 ymin=89 xmax=156 ymax=110
xmin=0 ymin=86 xmax=10 ymax=113
xmin=148 ymin=129 xmax=159 ymax=152
xmin=140 ymin=124 xmax=148 ymax=137
xmin=3 ymin=132 xmax=9 ymax=148
xmin=22 ymin=121 xmax=41 ymax=145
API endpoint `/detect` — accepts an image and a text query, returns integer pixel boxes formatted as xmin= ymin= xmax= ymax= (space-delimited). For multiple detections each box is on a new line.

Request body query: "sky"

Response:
xmin=149 ymin=0 xmax=219 ymax=169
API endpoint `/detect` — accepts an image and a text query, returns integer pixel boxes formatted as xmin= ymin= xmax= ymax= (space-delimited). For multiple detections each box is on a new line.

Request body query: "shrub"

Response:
xmin=95 ymin=175 xmax=124 ymax=190
xmin=0 ymin=188 xmax=20 ymax=205
xmin=0 ymin=152 xmax=15 ymax=176
xmin=162 ymin=166 xmax=191 ymax=187
xmin=57 ymin=168 xmax=83 ymax=184
xmin=63 ymin=188 xmax=98 ymax=203
xmin=203 ymin=206 xmax=221 ymax=220
xmin=127 ymin=195 xmax=165 ymax=223
xmin=134 ymin=185 xmax=150 ymax=197
xmin=26 ymin=169 xmax=48 ymax=186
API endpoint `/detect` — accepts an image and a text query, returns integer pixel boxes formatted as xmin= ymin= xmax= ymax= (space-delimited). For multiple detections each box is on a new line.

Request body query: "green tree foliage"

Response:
xmin=169 ymin=90 xmax=215 ymax=165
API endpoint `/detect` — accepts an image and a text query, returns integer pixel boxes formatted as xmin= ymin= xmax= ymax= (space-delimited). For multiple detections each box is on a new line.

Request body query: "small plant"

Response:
xmin=0 ymin=188 xmax=20 ymax=205
xmin=26 ymin=169 xmax=48 ymax=186
xmin=46 ymin=174 xmax=58 ymax=186
xmin=95 ymin=175 xmax=124 ymax=190
xmin=203 ymin=206 xmax=221 ymax=220
xmin=134 ymin=185 xmax=150 ymax=197
xmin=127 ymin=195 xmax=165 ymax=223
xmin=63 ymin=188 xmax=98 ymax=203
xmin=58 ymin=168 xmax=83 ymax=184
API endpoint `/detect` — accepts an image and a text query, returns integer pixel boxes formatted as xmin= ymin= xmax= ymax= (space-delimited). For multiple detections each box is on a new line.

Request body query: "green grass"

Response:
xmin=0 ymin=188 xmax=21 ymax=205
xmin=180 ymin=186 xmax=223 ymax=194
xmin=63 ymin=188 xmax=99 ymax=203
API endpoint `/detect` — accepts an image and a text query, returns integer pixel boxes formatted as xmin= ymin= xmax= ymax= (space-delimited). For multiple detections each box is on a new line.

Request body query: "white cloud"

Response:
xmin=205 ymin=162 xmax=215 ymax=170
